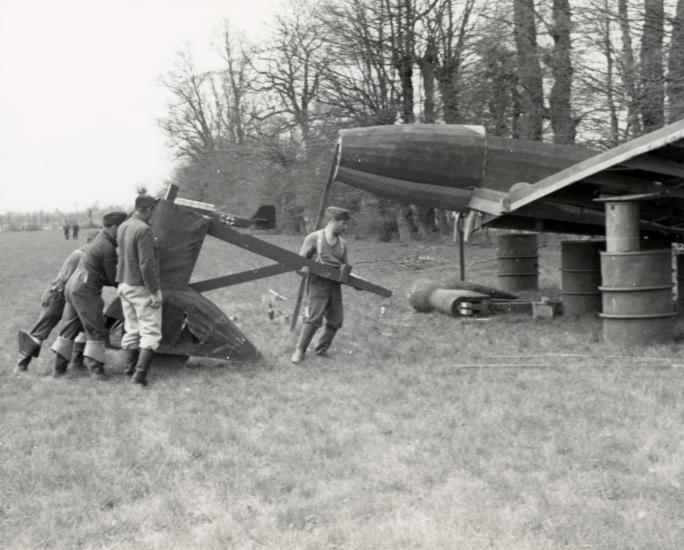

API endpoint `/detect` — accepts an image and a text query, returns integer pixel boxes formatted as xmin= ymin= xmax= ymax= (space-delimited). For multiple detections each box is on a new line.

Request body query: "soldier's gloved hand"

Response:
xmin=149 ymin=290 xmax=163 ymax=308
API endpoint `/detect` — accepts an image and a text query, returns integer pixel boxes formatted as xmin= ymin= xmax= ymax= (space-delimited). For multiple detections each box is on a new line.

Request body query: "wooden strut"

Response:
xmin=199 ymin=217 xmax=390 ymax=297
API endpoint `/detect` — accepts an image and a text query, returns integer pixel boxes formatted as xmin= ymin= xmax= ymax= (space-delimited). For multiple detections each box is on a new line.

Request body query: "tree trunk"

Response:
xmin=618 ymin=0 xmax=641 ymax=137
xmin=417 ymin=37 xmax=437 ymax=123
xmin=640 ymin=0 xmax=665 ymax=132
xmin=513 ymin=0 xmax=544 ymax=141
xmin=668 ymin=0 xmax=684 ymax=122
xmin=549 ymin=0 xmax=575 ymax=144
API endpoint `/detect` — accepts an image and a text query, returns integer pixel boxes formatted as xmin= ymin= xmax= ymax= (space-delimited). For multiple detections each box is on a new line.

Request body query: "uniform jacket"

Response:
xmin=51 ymin=248 xmax=85 ymax=290
xmin=116 ymin=215 xmax=160 ymax=293
xmin=77 ymin=229 xmax=118 ymax=291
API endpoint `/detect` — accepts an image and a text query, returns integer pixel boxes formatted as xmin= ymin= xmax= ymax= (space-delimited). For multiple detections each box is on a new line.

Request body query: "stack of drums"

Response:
xmin=496 ymin=233 xmax=538 ymax=293
xmin=599 ymin=249 xmax=675 ymax=345
xmin=560 ymin=240 xmax=604 ymax=316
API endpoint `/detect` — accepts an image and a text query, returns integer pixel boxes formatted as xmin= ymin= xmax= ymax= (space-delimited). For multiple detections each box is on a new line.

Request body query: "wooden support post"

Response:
xmin=458 ymin=215 xmax=466 ymax=281
xmin=165 ymin=184 xmax=179 ymax=202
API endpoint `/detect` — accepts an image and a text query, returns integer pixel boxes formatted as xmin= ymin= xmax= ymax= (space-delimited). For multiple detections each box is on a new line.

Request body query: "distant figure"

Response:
xmin=72 ymin=221 xmax=80 ymax=239
xmin=290 ymin=206 xmax=351 ymax=364
xmin=62 ymin=220 xmax=70 ymax=240
xmin=117 ymin=194 xmax=162 ymax=386
xmin=15 ymin=231 xmax=98 ymax=372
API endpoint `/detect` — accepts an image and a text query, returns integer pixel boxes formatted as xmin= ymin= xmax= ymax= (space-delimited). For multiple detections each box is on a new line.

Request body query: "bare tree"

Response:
xmin=432 ymin=0 xmax=477 ymax=124
xmin=217 ymin=22 xmax=256 ymax=145
xmin=252 ymin=2 xmax=329 ymax=147
xmin=548 ymin=0 xmax=575 ymax=143
xmin=318 ymin=0 xmax=400 ymax=125
xmin=668 ymin=0 xmax=684 ymax=121
xmin=513 ymin=0 xmax=544 ymax=140
xmin=640 ymin=0 xmax=665 ymax=131
xmin=159 ymin=50 xmax=220 ymax=161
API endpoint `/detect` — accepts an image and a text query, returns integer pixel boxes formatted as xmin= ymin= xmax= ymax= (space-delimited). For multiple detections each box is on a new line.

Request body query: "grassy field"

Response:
xmin=2 ymin=228 xmax=684 ymax=549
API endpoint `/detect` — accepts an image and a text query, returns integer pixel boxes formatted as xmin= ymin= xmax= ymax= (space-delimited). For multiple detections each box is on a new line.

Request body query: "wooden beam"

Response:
xmin=207 ymin=217 xmax=391 ymax=297
xmin=190 ymin=264 xmax=296 ymax=292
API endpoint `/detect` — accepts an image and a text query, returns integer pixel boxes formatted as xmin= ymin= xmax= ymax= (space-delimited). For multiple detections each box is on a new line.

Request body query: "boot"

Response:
xmin=84 ymin=357 xmax=107 ymax=380
xmin=122 ymin=348 xmax=140 ymax=376
xmin=70 ymin=342 xmax=86 ymax=371
xmin=131 ymin=348 xmax=154 ymax=386
xmin=15 ymin=355 xmax=32 ymax=372
xmin=290 ymin=323 xmax=318 ymax=364
xmin=16 ymin=330 xmax=40 ymax=371
xmin=52 ymin=354 xmax=69 ymax=377
xmin=315 ymin=325 xmax=338 ymax=357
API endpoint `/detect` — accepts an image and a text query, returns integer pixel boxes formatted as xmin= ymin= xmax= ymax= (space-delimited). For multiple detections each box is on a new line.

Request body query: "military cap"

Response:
xmin=135 ymin=194 xmax=157 ymax=209
xmin=325 ymin=206 xmax=351 ymax=221
xmin=102 ymin=211 xmax=128 ymax=227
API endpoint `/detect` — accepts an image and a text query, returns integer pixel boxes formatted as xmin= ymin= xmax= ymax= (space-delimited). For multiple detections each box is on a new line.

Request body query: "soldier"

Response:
xmin=116 ymin=194 xmax=162 ymax=386
xmin=290 ymin=206 xmax=351 ymax=364
xmin=51 ymin=212 xmax=128 ymax=378
xmin=62 ymin=220 xmax=70 ymax=240
xmin=15 ymin=231 xmax=99 ymax=372
xmin=72 ymin=221 xmax=80 ymax=240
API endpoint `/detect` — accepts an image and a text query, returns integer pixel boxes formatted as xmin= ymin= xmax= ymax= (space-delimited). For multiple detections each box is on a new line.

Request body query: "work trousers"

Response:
xmin=117 ymin=283 xmax=162 ymax=350
xmin=54 ymin=272 xmax=108 ymax=363
xmin=304 ymin=275 xmax=343 ymax=330
xmin=29 ymin=286 xmax=65 ymax=341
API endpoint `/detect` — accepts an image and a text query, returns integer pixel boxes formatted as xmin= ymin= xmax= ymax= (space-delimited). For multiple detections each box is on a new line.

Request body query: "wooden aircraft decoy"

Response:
xmin=105 ymin=184 xmax=391 ymax=362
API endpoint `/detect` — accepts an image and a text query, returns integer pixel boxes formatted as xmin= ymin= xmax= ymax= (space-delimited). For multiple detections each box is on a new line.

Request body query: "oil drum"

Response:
xmin=600 ymin=249 xmax=675 ymax=345
xmin=496 ymin=233 xmax=538 ymax=293
xmin=560 ymin=240 xmax=604 ymax=316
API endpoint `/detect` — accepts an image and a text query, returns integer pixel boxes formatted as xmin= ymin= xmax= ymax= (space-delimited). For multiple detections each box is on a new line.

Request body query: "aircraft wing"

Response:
xmin=470 ymin=119 xmax=684 ymax=237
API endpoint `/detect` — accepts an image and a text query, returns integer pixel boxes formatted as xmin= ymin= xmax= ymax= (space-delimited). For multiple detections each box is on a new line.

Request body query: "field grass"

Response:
xmin=2 ymin=228 xmax=684 ymax=549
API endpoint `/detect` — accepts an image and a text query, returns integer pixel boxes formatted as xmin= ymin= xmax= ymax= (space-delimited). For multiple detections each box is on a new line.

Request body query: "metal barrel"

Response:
xmin=560 ymin=240 xmax=604 ymax=316
xmin=496 ymin=233 xmax=538 ymax=293
xmin=599 ymin=249 xmax=675 ymax=345
xmin=676 ymin=253 xmax=684 ymax=314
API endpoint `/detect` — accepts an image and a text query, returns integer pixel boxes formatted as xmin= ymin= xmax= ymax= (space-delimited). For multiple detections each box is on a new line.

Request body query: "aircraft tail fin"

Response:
xmin=251 ymin=205 xmax=276 ymax=229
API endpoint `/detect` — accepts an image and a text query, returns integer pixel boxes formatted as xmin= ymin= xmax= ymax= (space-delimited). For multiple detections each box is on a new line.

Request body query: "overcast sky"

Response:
xmin=0 ymin=0 xmax=277 ymax=213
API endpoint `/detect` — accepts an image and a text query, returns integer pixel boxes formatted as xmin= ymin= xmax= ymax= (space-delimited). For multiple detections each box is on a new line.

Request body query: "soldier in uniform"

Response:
xmin=291 ymin=206 xmax=351 ymax=364
xmin=62 ymin=220 xmax=70 ymax=240
xmin=51 ymin=212 xmax=128 ymax=378
xmin=15 ymin=231 xmax=98 ymax=372
xmin=116 ymin=194 xmax=162 ymax=386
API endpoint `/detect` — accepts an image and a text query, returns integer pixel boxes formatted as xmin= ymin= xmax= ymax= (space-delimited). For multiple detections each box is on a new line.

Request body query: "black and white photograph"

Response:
xmin=2 ymin=0 xmax=684 ymax=547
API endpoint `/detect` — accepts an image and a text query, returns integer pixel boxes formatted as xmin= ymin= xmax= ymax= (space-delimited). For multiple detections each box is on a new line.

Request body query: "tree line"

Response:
xmin=160 ymin=0 xmax=684 ymax=238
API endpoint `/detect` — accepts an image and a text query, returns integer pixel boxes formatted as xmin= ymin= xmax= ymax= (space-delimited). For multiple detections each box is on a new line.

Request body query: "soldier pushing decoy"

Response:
xmin=51 ymin=212 xmax=128 ymax=378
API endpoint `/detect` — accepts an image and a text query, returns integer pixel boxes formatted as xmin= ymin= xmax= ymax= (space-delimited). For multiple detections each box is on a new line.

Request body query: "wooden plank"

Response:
xmin=207 ymin=217 xmax=392 ymax=297
xmin=190 ymin=264 xmax=296 ymax=292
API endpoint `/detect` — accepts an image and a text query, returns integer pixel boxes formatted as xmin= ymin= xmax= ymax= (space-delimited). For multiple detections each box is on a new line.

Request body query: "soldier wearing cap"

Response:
xmin=15 ymin=231 xmax=98 ymax=372
xmin=291 ymin=206 xmax=351 ymax=364
xmin=51 ymin=211 xmax=128 ymax=378
xmin=116 ymin=194 xmax=162 ymax=386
